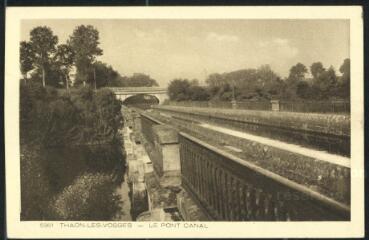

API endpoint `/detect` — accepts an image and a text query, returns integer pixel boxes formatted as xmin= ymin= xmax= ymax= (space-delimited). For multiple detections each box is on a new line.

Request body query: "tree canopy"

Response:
xmin=20 ymin=24 xmax=159 ymax=89
xmin=168 ymin=60 xmax=350 ymax=102
xmin=29 ymin=26 xmax=59 ymax=87
xmin=20 ymin=41 xmax=34 ymax=81
xmin=68 ymin=25 xmax=103 ymax=86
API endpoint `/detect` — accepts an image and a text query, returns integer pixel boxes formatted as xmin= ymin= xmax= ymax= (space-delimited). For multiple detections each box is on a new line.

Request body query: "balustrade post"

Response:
xmin=271 ymin=100 xmax=280 ymax=111
xmin=152 ymin=125 xmax=181 ymax=187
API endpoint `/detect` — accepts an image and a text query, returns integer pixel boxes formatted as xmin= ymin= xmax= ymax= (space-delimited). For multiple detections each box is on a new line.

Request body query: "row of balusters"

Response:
xmin=180 ymin=136 xmax=295 ymax=221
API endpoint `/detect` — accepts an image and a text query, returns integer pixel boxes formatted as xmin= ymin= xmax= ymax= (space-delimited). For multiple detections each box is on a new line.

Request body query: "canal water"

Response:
xmin=168 ymin=112 xmax=350 ymax=157
xmin=200 ymin=123 xmax=350 ymax=167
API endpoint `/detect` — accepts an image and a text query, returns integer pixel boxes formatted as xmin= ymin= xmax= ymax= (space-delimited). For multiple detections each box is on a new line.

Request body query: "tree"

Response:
xmin=90 ymin=61 xmax=120 ymax=88
xmin=339 ymin=58 xmax=350 ymax=99
xmin=296 ymin=81 xmax=313 ymax=99
xmin=54 ymin=44 xmax=75 ymax=91
xmin=205 ymin=73 xmax=225 ymax=87
xmin=167 ymin=79 xmax=191 ymax=101
xmin=28 ymin=61 xmax=65 ymax=88
xmin=310 ymin=62 xmax=325 ymax=79
xmin=20 ymin=41 xmax=34 ymax=83
xmin=339 ymin=58 xmax=350 ymax=81
xmin=68 ymin=25 xmax=103 ymax=86
xmin=313 ymin=66 xmax=338 ymax=99
xmin=189 ymin=85 xmax=209 ymax=101
xmin=29 ymin=26 xmax=58 ymax=87
xmin=287 ymin=63 xmax=308 ymax=83
xmin=127 ymin=73 xmax=159 ymax=87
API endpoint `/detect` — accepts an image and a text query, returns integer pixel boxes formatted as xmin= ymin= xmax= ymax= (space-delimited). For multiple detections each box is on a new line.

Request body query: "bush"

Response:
xmin=51 ymin=173 xmax=122 ymax=220
xmin=20 ymin=145 xmax=52 ymax=220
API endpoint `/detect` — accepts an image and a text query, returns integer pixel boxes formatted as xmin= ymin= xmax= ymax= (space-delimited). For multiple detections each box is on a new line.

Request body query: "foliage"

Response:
xmin=107 ymin=73 xmax=159 ymax=88
xmin=51 ymin=173 xmax=122 ymax=220
xmin=339 ymin=58 xmax=350 ymax=98
xmin=20 ymin=145 xmax=52 ymax=220
xmin=29 ymin=26 xmax=59 ymax=87
xmin=287 ymin=63 xmax=308 ymax=83
xmin=68 ymin=25 xmax=103 ymax=85
xmin=167 ymin=79 xmax=191 ymax=101
xmin=126 ymin=73 xmax=159 ymax=87
xmin=167 ymin=61 xmax=349 ymax=103
xmin=310 ymin=62 xmax=325 ymax=79
xmin=205 ymin=65 xmax=284 ymax=100
xmin=20 ymin=82 xmax=125 ymax=220
xmin=20 ymin=41 xmax=34 ymax=80
xmin=313 ymin=66 xmax=338 ymax=99
xmin=189 ymin=85 xmax=210 ymax=101
xmin=54 ymin=44 xmax=75 ymax=88
xmin=296 ymin=81 xmax=314 ymax=99
xmin=88 ymin=61 xmax=120 ymax=88
xmin=20 ymin=82 xmax=123 ymax=146
xmin=21 ymin=25 xmax=158 ymax=89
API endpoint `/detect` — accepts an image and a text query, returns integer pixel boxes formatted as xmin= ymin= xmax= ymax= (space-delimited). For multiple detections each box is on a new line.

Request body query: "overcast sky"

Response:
xmin=21 ymin=19 xmax=349 ymax=87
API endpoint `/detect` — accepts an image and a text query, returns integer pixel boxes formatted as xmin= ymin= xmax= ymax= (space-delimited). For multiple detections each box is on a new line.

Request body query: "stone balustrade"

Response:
xmin=179 ymin=132 xmax=350 ymax=221
xmin=155 ymin=105 xmax=350 ymax=138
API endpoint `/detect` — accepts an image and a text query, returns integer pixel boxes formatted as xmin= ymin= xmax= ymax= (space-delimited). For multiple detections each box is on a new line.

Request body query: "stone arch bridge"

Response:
xmin=108 ymin=87 xmax=168 ymax=104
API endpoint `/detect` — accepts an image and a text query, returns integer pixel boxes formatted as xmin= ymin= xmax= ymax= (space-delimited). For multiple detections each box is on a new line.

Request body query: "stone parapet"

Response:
xmin=155 ymin=105 xmax=350 ymax=137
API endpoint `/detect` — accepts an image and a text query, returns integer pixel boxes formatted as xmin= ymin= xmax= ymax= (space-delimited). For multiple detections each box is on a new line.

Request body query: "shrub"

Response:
xmin=51 ymin=173 xmax=122 ymax=220
xmin=20 ymin=145 xmax=52 ymax=220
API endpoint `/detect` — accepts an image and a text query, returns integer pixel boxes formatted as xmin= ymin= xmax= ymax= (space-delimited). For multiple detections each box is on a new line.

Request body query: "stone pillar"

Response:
xmin=231 ymin=100 xmax=237 ymax=109
xmin=152 ymin=125 xmax=181 ymax=187
xmin=271 ymin=100 xmax=280 ymax=111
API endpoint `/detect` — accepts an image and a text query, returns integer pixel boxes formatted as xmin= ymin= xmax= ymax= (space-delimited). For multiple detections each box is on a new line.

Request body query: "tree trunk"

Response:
xmin=23 ymin=74 xmax=27 ymax=85
xmin=42 ymin=66 xmax=46 ymax=87
xmin=93 ymin=67 xmax=97 ymax=90
xmin=65 ymin=73 xmax=69 ymax=92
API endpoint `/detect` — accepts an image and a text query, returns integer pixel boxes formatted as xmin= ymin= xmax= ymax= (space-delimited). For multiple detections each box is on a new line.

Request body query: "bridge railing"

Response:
xmin=179 ymin=132 xmax=350 ymax=221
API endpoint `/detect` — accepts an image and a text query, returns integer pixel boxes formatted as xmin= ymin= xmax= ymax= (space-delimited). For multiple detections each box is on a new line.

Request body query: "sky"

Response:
xmin=21 ymin=19 xmax=349 ymax=87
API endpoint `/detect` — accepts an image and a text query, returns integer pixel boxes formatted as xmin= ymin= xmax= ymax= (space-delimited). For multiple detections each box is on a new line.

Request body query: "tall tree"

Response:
xmin=339 ymin=58 xmax=350 ymax=81
xmin=310 ymin=62 xmax=325 ymax=79
xmin=90 ymin=61 xmax=119 ymax=88
xmin=29 ymin=26 xmax=58 ymax=87
xmin=314 ymin=66 xmax=338 ymax=99
xmin=339 ymin=58 xmax=350 ymax=98
xmin=54 ymin=44 xmax=75 ymax=91
xmin=287 ymin=63 xmax=308 ymax=83
xmin=20 ymin=41 xmax=34 ymax=84
xmin=205 ymin=73 xmax=225 ymax=87
xmin=68 ymin=25 xmax=103 ymax=86
xmin=167 ymin=79 xmax=191 ymax=101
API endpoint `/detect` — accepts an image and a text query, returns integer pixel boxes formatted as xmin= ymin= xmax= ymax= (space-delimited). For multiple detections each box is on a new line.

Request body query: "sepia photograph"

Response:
xmin=5 ymin=6 xmax=364 ymax=239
